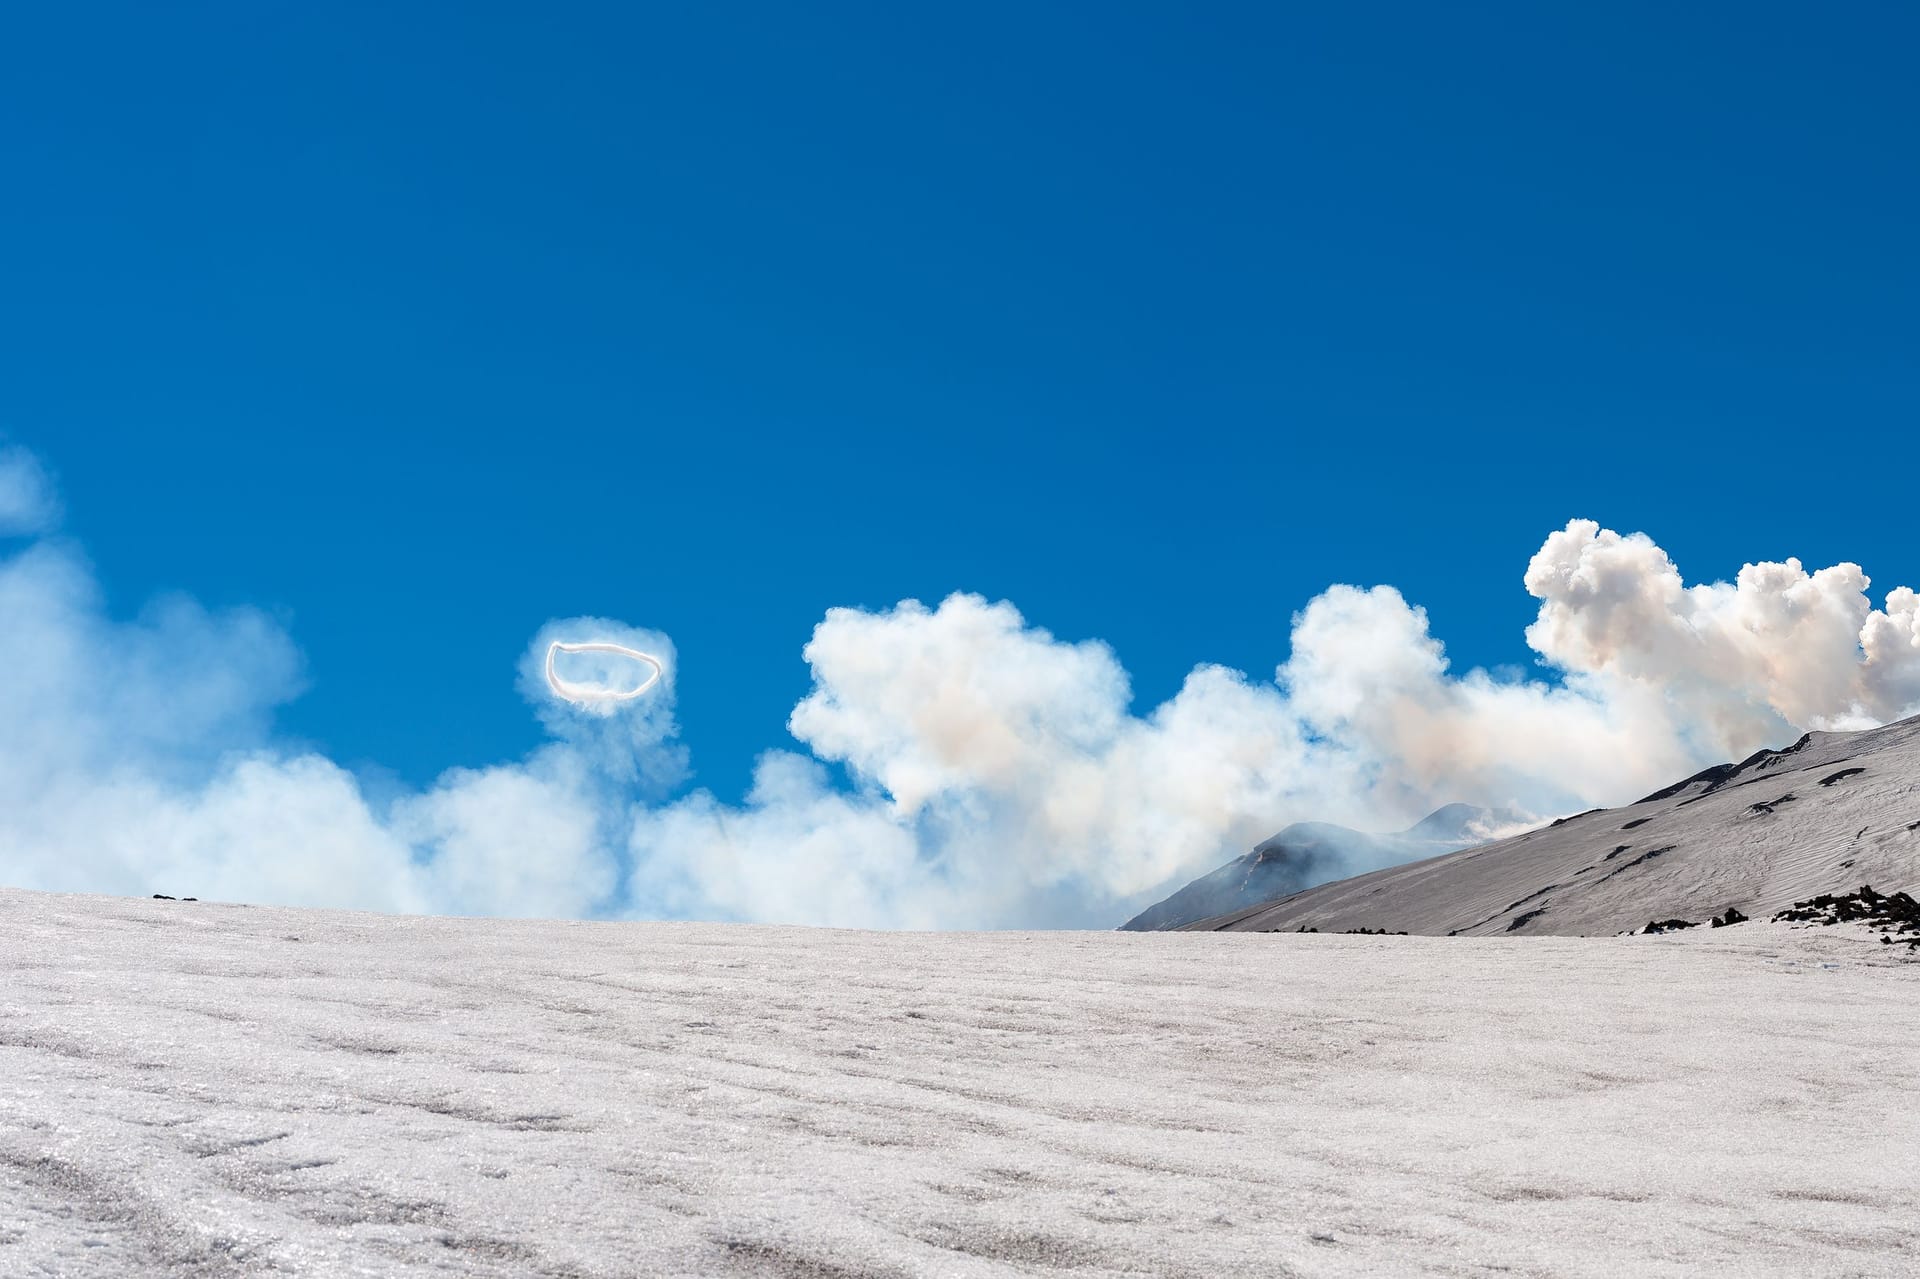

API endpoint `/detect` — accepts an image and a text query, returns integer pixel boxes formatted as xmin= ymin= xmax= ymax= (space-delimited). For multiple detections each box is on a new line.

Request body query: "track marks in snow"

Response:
xmin=0 ymin=1144 xmax=257 ymax=1277
xmin=5 ymin=890 xmax=1920 ymax=1276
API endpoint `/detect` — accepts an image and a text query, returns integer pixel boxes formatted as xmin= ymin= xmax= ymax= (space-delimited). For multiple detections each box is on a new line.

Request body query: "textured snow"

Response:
xmin=4 ymin=888 xmax=1918 ymax=1276
xmin=1192 ymin=713 xmax=1920 ymax=937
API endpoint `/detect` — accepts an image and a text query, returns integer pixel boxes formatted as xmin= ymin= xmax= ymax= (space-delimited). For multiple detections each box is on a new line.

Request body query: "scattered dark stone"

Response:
xmin=1747 ymin=792 xmax=1797 ymax=815
xmin=1771 ymin=885 xmax=1920 ymax=950
xmin=1709 ymin=907 xmax=1748 ymax=928
xmin=1550 ymin=808 xmax=1605 ymax=828
xmin=1643 ymin=918 xmax=1695 ymax=934
xmin=1840 ymin=859 xmax=1856 ymax=869
xmin=1296 ymin=925 xmax=1319 ymax=934
xmin=1574 ymin=865 xmax=1595 ymax=874
xmin=1622 ymin=818 xmax=1654 ymax=830
xmin=1506 ymin=908 xmax=1549 ymax=932
xmin=1820 ymin=768 xmax=1867 ymax=787
xmin=1856 ymin=827 xmax=1869 ymax=840
xmin=1910 ymin=820 xmax=1920 ymax=832
xmin=1342 ymin=927 xmax=1408 ymax=935
xmin=1605 ymin=844 xmax=1631 ymax=861
xmin=151 ymin=894 xmax=175 ymax=901
xmin=183 ymin=897 xmax=198 ymax=902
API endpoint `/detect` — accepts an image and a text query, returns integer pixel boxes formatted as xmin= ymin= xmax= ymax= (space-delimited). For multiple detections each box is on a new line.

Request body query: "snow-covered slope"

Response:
xmin=1119 ymin=805 xmax=1524 ymax=932
xmin=1188 ymin=713 xmax=1920 ymax=936
xmin=4 ymin=887 xmax=1918 ymax=1276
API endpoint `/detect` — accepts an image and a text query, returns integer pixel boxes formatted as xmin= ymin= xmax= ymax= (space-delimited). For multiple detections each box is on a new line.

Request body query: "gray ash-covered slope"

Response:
xmin=1120 ymin=803 xmax=1522 ymax=931
xmin=1186 ymin=712 xmax=1920 ymax=936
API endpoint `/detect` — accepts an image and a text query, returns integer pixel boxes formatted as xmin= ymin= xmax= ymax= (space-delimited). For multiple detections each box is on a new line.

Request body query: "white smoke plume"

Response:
xmin=0 ymin=448 xmax=1915 ymax=928
xmin=1524 ymin=521 xmax=1920 ymax=738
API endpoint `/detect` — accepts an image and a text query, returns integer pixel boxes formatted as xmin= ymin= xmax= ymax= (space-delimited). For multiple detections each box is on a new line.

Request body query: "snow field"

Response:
xmin=2 ymin=888 xmax=1917 ymax=1277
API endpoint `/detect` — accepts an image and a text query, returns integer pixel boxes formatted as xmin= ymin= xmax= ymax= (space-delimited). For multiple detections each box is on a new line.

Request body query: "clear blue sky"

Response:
xmin=5 ymin=2 xmax=1915 ymax=798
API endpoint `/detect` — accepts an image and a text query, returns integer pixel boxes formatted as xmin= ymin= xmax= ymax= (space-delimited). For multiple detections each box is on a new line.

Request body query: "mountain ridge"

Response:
xmin=1181 ymin=713 xmax=1920 ymax=936
xmin=1119 ymin=803 xmax=1529 ymax=931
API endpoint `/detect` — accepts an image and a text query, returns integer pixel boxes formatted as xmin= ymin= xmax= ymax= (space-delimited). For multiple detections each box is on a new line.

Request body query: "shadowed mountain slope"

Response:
xmin=1184 ymin=713 xmax=1920 ymax=936
xmin=1120 ymin=804 xmax=1526 ymax=931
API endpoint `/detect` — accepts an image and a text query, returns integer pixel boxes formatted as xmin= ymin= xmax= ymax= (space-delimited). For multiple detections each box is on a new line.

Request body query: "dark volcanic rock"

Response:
xmin=1772 ymin=885 xmax=1920 ymax=949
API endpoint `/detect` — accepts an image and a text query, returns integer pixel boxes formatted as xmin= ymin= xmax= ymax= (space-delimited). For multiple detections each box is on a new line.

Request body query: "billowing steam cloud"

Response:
xmin=1524 ymin=521 xmax=1920 ymax=738
xmin=1 ymin=445 xmax=1915 ymax=927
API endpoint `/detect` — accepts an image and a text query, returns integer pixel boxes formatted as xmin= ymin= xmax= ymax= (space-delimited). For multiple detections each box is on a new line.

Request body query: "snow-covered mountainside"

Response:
xmin=1187 ymin=713 xmax=1920 ymax=936
xmin=1119 ymin=804 xmax=1525 ymax=931
xmin=4 ymin=887 xmax=1918 ymax=1277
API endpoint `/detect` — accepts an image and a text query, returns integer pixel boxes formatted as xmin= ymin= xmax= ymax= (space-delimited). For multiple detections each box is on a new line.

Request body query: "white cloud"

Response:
xmin=1522 ymin=520 xmax=1918 ymax=738
xmin=395 ymin=752 xmax=612 ymax=919
xmin=0 ymin=446 xmax=61 ymax=537
xmin=0 ymin=444 xmax=1916 ymax=928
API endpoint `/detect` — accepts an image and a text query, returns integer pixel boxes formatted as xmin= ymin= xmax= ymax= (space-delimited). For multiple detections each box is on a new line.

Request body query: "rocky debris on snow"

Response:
xmin=1639 ymin=905 xmax=1747 ymax=934
xmin=1772 ymin=886 xmax=1920 ymax=949
xmin=1266 ymin=924 xmax=1409 ymax=935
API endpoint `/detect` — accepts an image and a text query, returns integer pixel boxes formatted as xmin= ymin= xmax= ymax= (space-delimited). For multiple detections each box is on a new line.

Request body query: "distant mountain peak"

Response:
xmin=1404 ymin=802 xmax=1537 ymax=844
xmin=1120 ymin=802 xmax=1525 ymax=932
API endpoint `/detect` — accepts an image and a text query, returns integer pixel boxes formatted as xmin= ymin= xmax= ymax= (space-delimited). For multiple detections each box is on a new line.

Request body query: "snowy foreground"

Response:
xmin=4 ymin=889 xmax=1918 ymax=1278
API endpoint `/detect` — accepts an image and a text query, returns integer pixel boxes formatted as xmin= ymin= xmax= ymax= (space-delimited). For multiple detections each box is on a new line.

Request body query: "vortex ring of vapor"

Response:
xmin=545 ymin=640 xmax=664 ymax=704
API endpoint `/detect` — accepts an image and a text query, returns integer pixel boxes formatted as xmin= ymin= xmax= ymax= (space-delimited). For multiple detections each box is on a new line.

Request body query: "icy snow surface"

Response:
xmin=1191 ymin=713 xmax=1920 ymax=937
xmin=3 ymin=887 xmax=1917 ymax=1277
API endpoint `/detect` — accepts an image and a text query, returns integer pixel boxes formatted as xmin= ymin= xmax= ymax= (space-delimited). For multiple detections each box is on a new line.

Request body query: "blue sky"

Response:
xmin=4 ymin=0 xmax=1915 ymax=813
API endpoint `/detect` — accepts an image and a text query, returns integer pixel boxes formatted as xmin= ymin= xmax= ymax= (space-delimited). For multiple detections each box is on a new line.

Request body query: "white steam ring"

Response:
xmin=545 ymin=640 xmax=664 ymax=704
